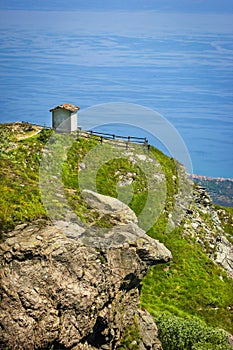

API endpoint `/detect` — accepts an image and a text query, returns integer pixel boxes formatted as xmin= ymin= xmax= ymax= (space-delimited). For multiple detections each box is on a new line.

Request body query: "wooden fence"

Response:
xmin=80 ymin=130 xmax=150 ymax=151
xmin=20 ymin=122 xmax=151 ymax=150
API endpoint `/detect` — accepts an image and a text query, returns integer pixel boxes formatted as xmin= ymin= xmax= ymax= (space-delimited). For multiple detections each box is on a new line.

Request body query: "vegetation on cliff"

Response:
xmin=0 ymin=122 xmax=232 ymax=349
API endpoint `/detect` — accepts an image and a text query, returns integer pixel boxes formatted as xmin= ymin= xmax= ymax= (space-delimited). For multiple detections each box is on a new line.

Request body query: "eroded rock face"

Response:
xmin=0 ymin=221 xmax=171 ymax=349
xmin=183 ymin=185 xmax=233 ymax=278
xmin=137 ymin=309 xmax=163 ymax=350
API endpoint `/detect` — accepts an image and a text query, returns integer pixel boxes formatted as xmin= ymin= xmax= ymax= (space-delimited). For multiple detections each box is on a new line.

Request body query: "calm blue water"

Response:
xmin=0 ymin=10 xmax=232 ymax=178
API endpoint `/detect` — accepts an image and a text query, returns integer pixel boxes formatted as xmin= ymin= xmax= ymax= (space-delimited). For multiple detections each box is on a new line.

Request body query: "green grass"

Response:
xmin=215 ymin=205 xmax=233 ymax=238
xmin=1 ymin=123 xmax=233 ymax=346
xmin=141 ymin=226 xmax=233 ymax=332
xmin=0 ymin=131 xmax=48 ymax=232
xmin=118 ymin=317 xmax=140 ymax=349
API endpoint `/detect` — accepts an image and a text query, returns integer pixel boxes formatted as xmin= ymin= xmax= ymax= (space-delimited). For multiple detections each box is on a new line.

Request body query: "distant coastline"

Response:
xmin=190 ymin=174 xmax=233 ymax=183
xmin=190 ymin=174 xmax=233 ymax=207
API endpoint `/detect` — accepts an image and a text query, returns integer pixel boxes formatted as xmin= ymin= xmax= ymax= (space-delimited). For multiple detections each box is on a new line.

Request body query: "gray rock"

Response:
xmin=137 ymin=309 xmax=163 ymax=350
xmin=0 ymin=222 xmax=171 ymax=349
xmin=183 ymin=181 xmax=233 ymax=278
xmin=55 ymin=220 xmax=86 ymax=238
xmin=216 ymin=236 xmax=233 ymax=278
xmin=82 ymin=189 xmax=138 ymax=225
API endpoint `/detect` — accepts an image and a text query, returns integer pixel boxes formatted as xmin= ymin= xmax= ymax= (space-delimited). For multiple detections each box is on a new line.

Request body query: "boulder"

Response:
xmin=0 ymin=221 xmax=171 ymax=349
xmin=82 ymin=189 xmax=138 ymax=225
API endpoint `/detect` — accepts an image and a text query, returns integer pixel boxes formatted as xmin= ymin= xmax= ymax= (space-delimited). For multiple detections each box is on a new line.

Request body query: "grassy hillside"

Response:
xmin=1 ymin=123 xmax=232 ymax=349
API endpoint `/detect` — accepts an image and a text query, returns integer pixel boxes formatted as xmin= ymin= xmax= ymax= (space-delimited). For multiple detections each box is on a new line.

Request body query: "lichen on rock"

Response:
xmin=0 ymin=213 xmax=171 ymax=349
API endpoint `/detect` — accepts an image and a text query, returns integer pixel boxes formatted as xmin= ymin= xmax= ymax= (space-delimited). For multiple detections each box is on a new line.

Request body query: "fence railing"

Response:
xmin=87 ymin=130 xmax=147 ymax=143
xmin=82 ymin=130 xmax=150 ymax=151
xmin=19 ymin=122 xmax=151 ymax=150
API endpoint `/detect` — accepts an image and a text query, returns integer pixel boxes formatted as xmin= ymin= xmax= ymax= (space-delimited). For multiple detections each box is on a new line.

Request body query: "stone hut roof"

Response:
xmin=50 ymin=103 xmax=80 ymax=112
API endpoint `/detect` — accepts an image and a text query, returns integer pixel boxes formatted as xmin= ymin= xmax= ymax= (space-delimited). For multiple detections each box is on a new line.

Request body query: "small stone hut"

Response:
xmin=50 ymin=103 xmax=80 ymax=132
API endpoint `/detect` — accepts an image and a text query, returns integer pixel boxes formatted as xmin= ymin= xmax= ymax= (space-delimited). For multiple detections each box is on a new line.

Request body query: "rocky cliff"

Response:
xmin=0 ymin=198 xmax=171 ymax=350
xmin=182 ymin=185 xmax=233 ymax=278
xmin=1 ymin=123 xmax=232 ymax=349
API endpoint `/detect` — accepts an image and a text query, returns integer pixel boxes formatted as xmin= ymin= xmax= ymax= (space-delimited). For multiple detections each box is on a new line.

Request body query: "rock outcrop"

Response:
xmin=183 ymin=185 xmax=233 ymax=278
xmin=82 ymin=189 xmax=138 ymax=225
xmin=0 ymin=217 xmax=171 ymax=349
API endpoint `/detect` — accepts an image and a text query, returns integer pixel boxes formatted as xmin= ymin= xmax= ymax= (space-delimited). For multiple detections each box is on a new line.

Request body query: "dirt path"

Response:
xmin=15 ymin=126 xmax=43 ymax=140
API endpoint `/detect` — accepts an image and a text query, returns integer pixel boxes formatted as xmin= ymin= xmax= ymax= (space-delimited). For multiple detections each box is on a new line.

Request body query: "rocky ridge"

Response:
xmin=183 ymin=185 xmax=233 ymax=278
xmin=0 ymin=193 xmax=171 ymax=350
xmin=1 ymin=123 xmax=233 ymax=349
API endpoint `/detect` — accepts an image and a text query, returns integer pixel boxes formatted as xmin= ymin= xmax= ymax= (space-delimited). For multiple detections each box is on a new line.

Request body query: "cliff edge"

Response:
xmin=0 ymin=215 xmax=171 ymax=350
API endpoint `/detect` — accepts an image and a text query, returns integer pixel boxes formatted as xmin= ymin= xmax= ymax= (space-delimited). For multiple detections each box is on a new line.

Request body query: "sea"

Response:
xmin=0 ymin=9 xmax=232 ymax=178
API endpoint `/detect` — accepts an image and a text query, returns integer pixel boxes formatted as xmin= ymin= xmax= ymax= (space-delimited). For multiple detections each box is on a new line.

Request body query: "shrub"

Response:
xmin=193 ymin=342 xmax=232 ymax=350
xmin=154 ymin=313 xmax=231 ymax=350
xmin=37 ymin=128 xmax=53 ymax=143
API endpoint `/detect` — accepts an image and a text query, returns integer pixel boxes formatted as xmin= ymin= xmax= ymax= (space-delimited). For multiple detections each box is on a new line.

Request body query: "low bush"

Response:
xmin=154 ymin=313 xmax=231 ymax=350
xmin=37 ymin=127 xmax=54 ymax=143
